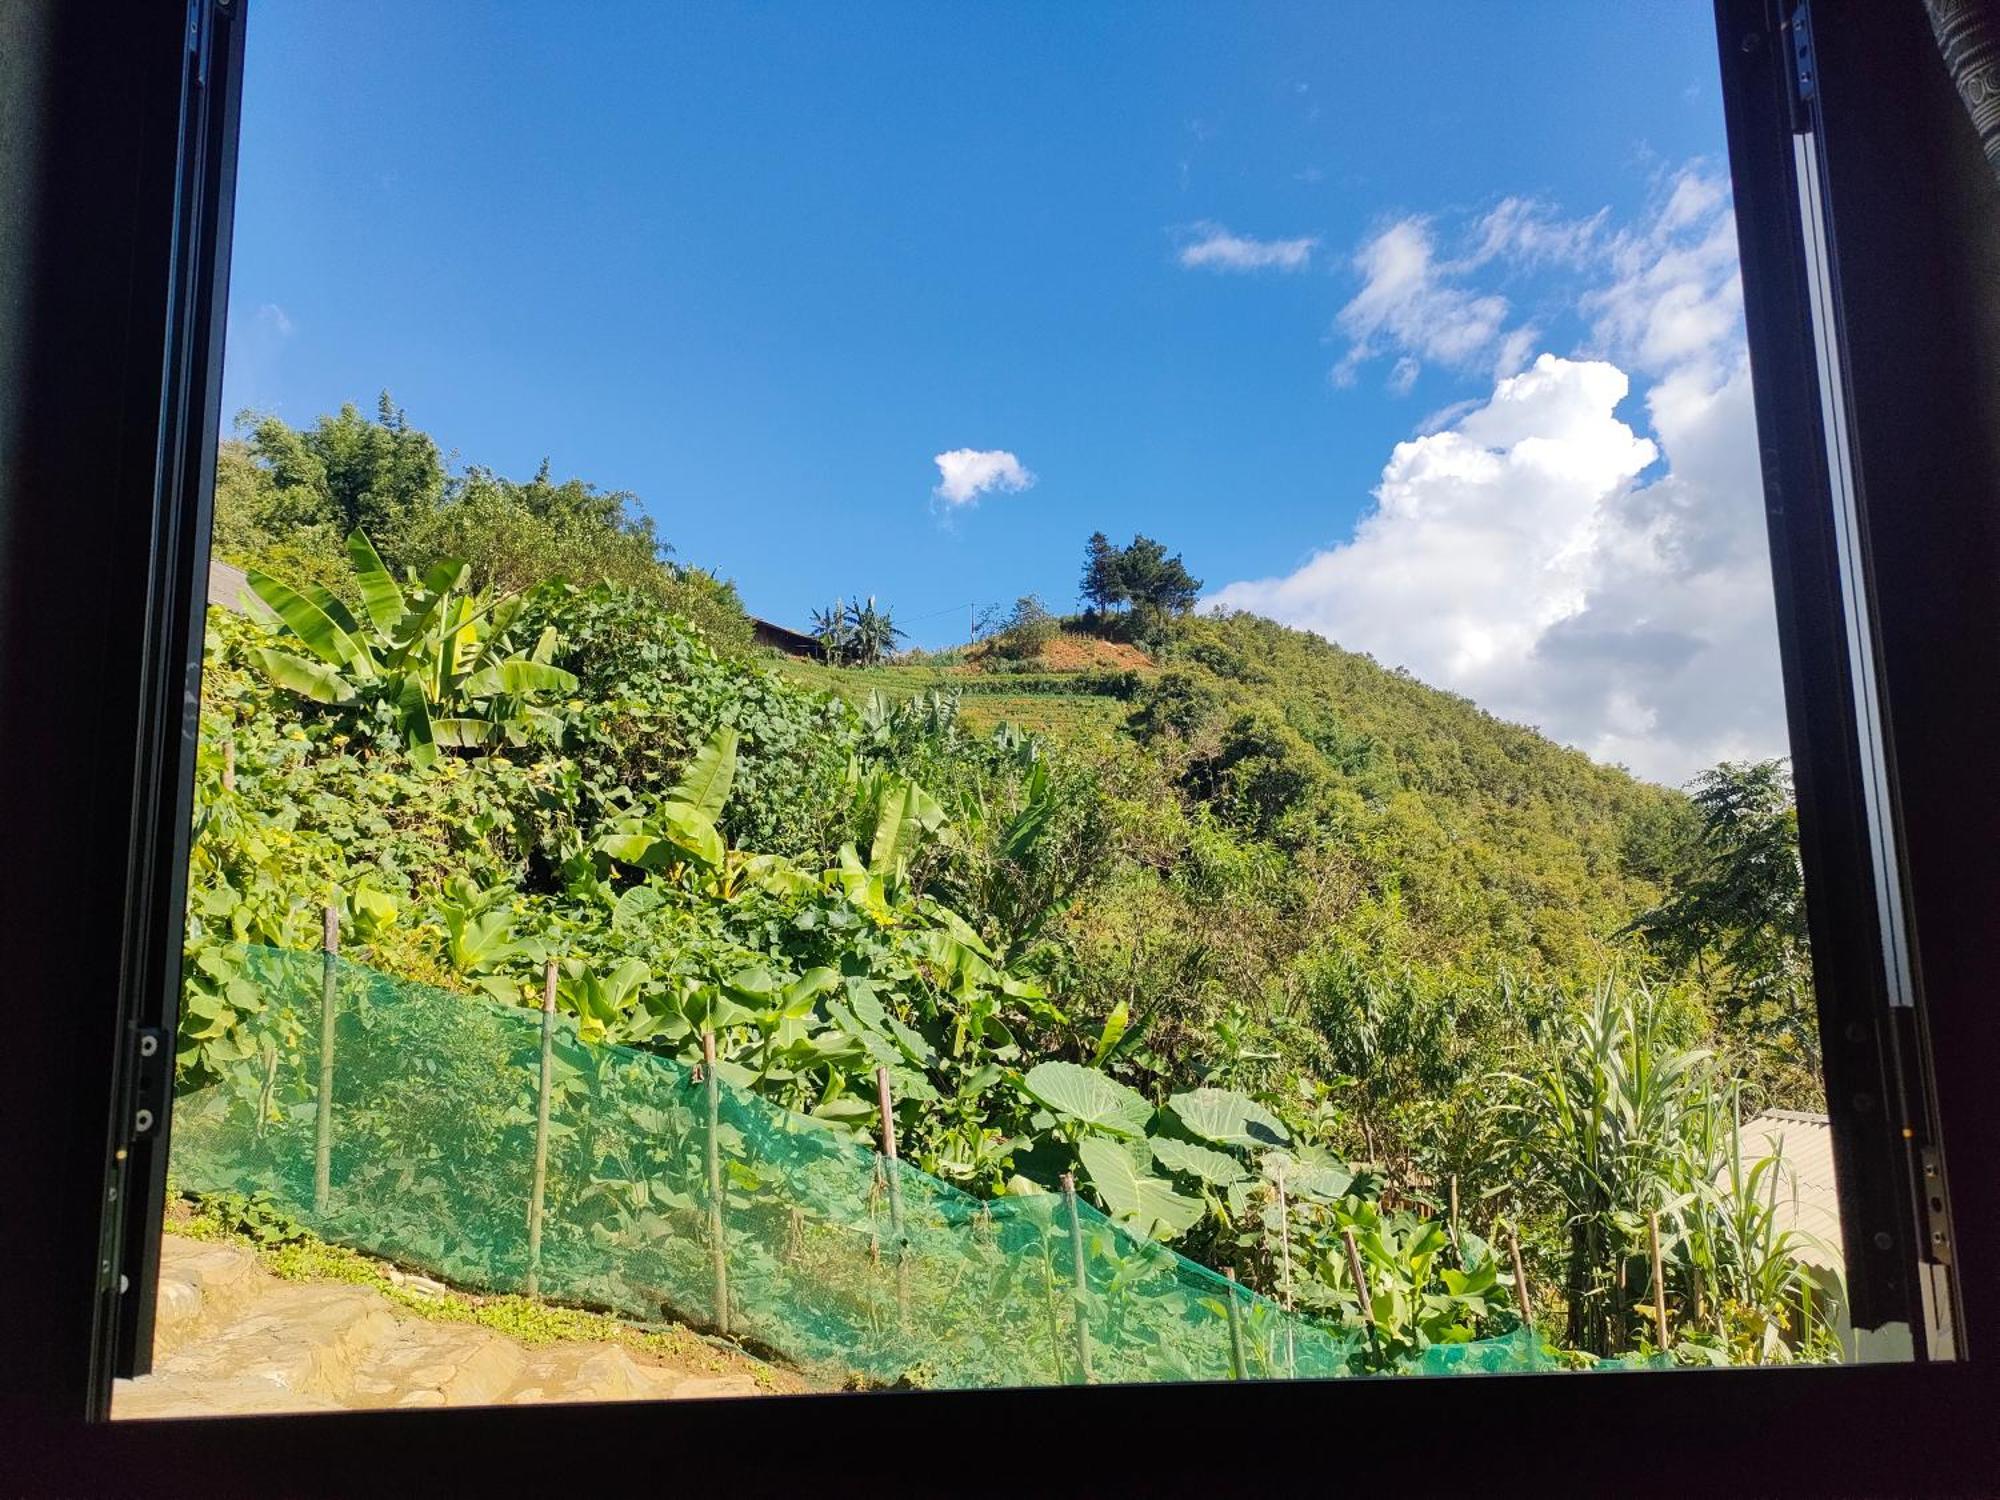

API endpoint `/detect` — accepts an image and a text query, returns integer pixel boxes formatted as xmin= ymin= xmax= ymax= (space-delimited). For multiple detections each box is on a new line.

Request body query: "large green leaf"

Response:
xmin=397 ymin=677 xmax=437 ymax=768
xmin=868 ymin=778 xmax=946 ymax=878
xmin=659 ymin=802 xmax=725 ymax=868
xmin=670 ymin=727 xmax=739 ymax=822
xmin=1167 ymin=1087 xmax=1291 ymax=1148
xmin=246 ymin=569 xmax=375 ymax=677
xmin=1022 ymin=1061 xmax=1152 ymax=1139
xmin=247 ymin=646 xmax=355 ymax=705
xmin=1089 ymin=1000 xmax=1131 ymax=1066
xmin=1257 ymin=1150 xmax=1351 ymax=1201
xmin=460 ymin=657 xmax=580 ymax=699
xmin=346 ymin=528 xmax=408 ymax=634
xmin=429 ymin=717 xmax=496 ymax=751
xmin=1078 ymin=1137 xmax=1203 ymax=1240
xmin=1150 ymin=1136 xmax=1247 ymax=1187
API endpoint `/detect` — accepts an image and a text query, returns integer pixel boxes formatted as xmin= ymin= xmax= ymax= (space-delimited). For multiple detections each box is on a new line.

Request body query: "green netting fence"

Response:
xmin=171 ymin=945 xmax=1569 ymax=1387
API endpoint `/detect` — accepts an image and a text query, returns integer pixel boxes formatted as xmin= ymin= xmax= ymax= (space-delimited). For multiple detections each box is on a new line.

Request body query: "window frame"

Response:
xmin=5 ymin=0 xmax=1997 ymax=1489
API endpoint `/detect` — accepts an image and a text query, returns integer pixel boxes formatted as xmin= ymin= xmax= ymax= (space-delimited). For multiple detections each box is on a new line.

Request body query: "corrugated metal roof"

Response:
xmin=208 ymin=557 xmax=255 ymax=613
xmin=1737 ymin=1109 xmax=1843 ymax=1270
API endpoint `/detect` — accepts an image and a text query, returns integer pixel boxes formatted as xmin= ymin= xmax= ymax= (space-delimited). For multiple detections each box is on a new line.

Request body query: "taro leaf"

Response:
xmin=1022 ymin=1061 xmax=1152 ymax=1139
xmin=1149 ymin=1136 xmax=1247 ymax=1187
xmin=611 ymin=884 xmax=665 ymax=931
xmin=1257 ymin=1151 xmax=1352 ymax=1201
xmin=1167 ymin=1086 xmax=1290 ymax=1148
xmin=1077 ymin=1137 xmax=1202 ymax=1240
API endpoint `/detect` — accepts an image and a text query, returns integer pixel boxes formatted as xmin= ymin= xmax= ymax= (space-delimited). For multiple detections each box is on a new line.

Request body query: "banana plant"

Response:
xmin=431 ymin=877 xmax=534 ymax=1004
xmin=831 ymin=772 xmax=948 ymax=923
xmin=596 ymin=727 xmax=738 ymax=872
xmin=245 ymin=529 xmax=577 ymax=766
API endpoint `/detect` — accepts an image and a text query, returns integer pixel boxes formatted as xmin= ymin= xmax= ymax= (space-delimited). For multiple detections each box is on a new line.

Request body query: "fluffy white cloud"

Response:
xmin=932 ymin=448 xmax=1036 ymax=507
xmin=1212 ymin=167 xmax=1786 ymax=785
xmin=1178 ymin=222 xmax=1318 ymax=272
xmin=1332 ymin=218 xmax=1513 ymax=387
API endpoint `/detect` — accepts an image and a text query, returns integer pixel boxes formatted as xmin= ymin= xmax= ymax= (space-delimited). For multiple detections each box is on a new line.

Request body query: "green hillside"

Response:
xmin=181 ymin=399 xmax=1829 ymax=1370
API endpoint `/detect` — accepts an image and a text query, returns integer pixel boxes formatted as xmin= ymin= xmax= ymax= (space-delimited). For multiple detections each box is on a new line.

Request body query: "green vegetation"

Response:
xmin=181 ymin=397 xmax=1832 ymax=1376
xmin=809 ymin=595 xmax=905 ymax=666
xmin=1079 ymin=530 xmax=1204 ymax=650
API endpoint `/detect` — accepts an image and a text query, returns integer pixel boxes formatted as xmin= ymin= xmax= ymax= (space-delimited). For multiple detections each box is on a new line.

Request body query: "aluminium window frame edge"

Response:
xmin=6 ymin=0 xmax=2000 ymax=1492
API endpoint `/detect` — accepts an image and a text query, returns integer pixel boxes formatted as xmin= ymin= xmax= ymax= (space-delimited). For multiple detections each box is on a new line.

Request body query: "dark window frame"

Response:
xmin=4 ymin=0 xmax=1997 ymax=1489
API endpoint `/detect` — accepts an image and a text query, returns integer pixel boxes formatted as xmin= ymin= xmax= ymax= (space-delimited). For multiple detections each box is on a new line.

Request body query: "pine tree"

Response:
xmin=1080 ymin=530 xmax=1127 ymax=613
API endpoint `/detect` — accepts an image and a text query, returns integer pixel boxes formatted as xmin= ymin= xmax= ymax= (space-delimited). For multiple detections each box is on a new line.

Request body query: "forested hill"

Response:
xmin=786 ymin=605 xmax=1681 ymax=1008
xmin=189 ymin=399 xmax=1820 ymax=1368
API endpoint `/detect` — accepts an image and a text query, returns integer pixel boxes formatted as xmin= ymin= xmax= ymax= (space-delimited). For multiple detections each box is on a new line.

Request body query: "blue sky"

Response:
xmin=222 ymin=4 xmax=1781 ymax=783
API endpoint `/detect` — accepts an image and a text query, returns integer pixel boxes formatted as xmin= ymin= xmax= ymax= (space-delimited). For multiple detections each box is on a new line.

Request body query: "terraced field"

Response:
xmin=772 ymin=642 xmax=1153 ymax=745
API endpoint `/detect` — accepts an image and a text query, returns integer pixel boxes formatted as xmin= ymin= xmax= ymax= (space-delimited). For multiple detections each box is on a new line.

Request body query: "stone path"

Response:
xmin=113 ymin=1236 xmax=773 ymax=1418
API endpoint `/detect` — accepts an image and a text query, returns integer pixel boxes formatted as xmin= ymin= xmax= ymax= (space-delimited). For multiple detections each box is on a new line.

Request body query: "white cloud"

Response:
xmin=1467 ymin=197 xmax=1606 ymax=270
xmin=254 ymin=302 xmax=294 ymax=337
xmin=1331 ymin=218 xmax=1514 ymax=388
xmin=1212 ymin=166 xmax=1785 ymax=785
xmin=931 ymin=448 xmax=1036 ymax=507
xmin=1178 ymin=222 xmax=1318 ymax=273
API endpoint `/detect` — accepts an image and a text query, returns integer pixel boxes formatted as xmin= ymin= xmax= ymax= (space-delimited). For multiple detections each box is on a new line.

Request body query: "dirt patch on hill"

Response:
xmin=964 ymin=633 xmax=1151 ymax=673
xmin=1039 ymin=634 xmax=1152 ymax=671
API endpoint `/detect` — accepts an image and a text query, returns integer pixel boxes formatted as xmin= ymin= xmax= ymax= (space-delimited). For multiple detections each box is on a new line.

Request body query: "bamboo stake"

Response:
xmin=313 ymin=906 xmax=338 ymax=1216
xmin=703 ymin=1029 xmax=729 ymax=1334
xmin=1060 ymin=1172 xmax=1095 ymax=1384
xmin=1507 ymin=1225 xmax=1533 ymax=1326
xmin=1648 ymin=1211 xmax=1670 ymax=1353
xmin=1343 ymin=1226 xmax=1380 ymax=1365
xmin=875 ymin=1066 xmax=909 ymax=1329
xmin=524 ymin=959 xmax=557 ymax=1297
xmin=1223 ymin=1267 xmax=1248 ymax=1380
xmin=1275 ymin=1168 xmax=1297 ymax=1376
xmin=1274 ymin=1170 xmax=1294 ymax=1310
xmin=221 ymin=737 xmax=237 ymax=792
xmin=1448 ymin=1174 xmax=1462 ymax=1266
xmin=875 ymin=1067 xmax=905 ymax=1239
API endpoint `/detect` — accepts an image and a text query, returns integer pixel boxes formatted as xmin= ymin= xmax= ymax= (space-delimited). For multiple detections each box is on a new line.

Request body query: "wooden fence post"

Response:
xmin=1223 ymin=1267 xmax=1248 ymax=1380
xmin=1342 ymin=1226 xmax=1379 ymax=1366
xmin=524 ymin=959 xmax=557 ymax=1297
xmin=1060 ymin=1171 xmax=1095 ymax=1384
xmin=1648 ymin=1210 xmax=1670 ymax=1353
xmin=703 ymin=1029 xmax=729 ymax=1335
xmin=1507 ymin=1224 xmax=1534 ymax=1327
xmin=313 ymin=905 xmax=338 ymax=1216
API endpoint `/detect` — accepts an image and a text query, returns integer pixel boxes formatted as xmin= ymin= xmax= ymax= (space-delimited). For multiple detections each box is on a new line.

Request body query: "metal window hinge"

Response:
xmin=1918 ymin=1143 xmax=1953 ymax=1267
xmin=1785 ymin=3 xmax=1818 ymax=132
xmin=128 ymin=1025 xmax=169 ymax=1144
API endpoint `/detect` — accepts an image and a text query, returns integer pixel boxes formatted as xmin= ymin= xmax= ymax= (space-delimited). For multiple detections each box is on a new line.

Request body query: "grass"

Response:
xmin=168 ymin=1190 xmax=809 ymax=1391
